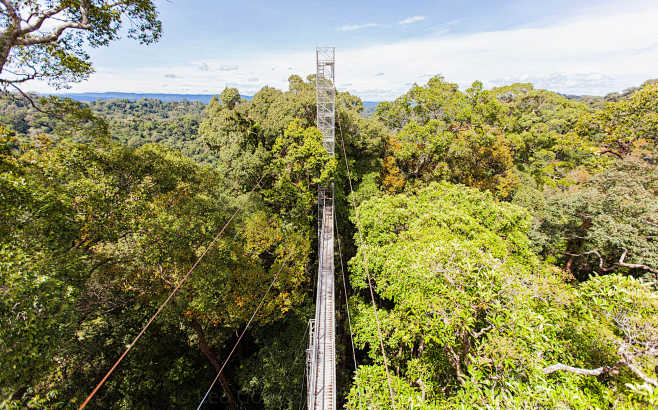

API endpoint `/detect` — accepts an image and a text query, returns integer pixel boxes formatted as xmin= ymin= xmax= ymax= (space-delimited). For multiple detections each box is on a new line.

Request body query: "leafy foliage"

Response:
xmin=518 ymin=154 xmax=658 ymax=280
xmin=589 ymin=83 xmax=658 ymax=157
xmin=0 ymin=94 xmax=213 ymax=163
xmin=346 ymin=182 xmax=657 ymax=408
xmin=2 ymin=56 xmax=658 ymax=409
xmin=0 ymin=133 xmax=312 ymax=407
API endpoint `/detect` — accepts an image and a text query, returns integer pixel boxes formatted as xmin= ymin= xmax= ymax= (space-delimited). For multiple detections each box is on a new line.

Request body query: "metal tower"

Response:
xmin=306 ymin=47 xmax=336 ymax=410
xmin=315 ymin=47 xmax=335 ymax=155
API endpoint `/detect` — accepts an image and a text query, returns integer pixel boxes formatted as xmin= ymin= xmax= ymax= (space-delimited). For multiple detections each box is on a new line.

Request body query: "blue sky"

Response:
xmin=30 ymin=0 xmax=658 ymax=99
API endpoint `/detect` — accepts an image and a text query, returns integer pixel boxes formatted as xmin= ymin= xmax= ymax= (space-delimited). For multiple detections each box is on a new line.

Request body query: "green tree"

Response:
xmin=589 ymin=82 xmax=658 ymax=157
xmin=265 ymin=119 xmax=336 ymax=228
xmin=1 ymin=0 xmax=161 ymax=93
xmin=345 ymin=182 xmax=657 ymax=408
xmin=0 ymin=135 xmax=313 ymax=408
xmin=199 ymin=89 xmax=266 ymax=191
xmin=376 ymin=77 xmax=517 ymax=197
xmin=519 ymin=154 xmax=658 ymax=280
xmin=490 ymin=83 xmax=602 ymax=188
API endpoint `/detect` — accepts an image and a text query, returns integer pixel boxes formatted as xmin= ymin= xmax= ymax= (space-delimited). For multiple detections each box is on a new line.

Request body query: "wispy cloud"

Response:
xmin=35 ymin=4 xmax=658 ymax=100
xmin=399 ymin=16 xmax=425 ymax=25
xmin=489 ymin=72 xmax=618 ymax=95
xmin=338 ymin=23 xmax=379 ymax=32
xmin=219 ymin=64 xmax=239 ymax=71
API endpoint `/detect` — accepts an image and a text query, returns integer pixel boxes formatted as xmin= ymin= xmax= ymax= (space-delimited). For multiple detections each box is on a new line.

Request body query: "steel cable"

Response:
xmin=196 ymin=260 xmax=286 ymax=409
xmin=79 ymin=174 xmax=266 ymax=410
xmin=337 ymin=113 xmax=397 ymax=409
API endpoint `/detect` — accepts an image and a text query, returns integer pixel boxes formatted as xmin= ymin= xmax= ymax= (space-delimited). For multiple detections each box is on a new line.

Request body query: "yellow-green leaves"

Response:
xmin=346 ymin=181 xmax=657 ymax=408
xmin=591 ymin=82 xmax=658 ymax=157
xmin=265 ymin=120 xmax=336 ymax=227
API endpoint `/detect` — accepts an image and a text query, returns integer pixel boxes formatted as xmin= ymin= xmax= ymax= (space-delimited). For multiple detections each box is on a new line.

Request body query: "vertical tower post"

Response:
xmin=307 ymin=46 xmax=336 ymax=410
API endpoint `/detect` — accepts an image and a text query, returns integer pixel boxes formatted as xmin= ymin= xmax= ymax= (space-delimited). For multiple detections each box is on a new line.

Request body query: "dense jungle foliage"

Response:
xmin=3 ymin=1 xmax=657 ymax=407
xmin=2 ymin=74 xmax=657 ymax=409
xmin=0 ymin=96 xmax=215 ymax=164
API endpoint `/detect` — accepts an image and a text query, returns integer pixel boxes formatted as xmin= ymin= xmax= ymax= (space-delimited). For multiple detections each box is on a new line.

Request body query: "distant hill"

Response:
xmin=48 ymin=92 xmax=382 ymax=109
xmin=48 ymin=92 xmax=227 ymax=104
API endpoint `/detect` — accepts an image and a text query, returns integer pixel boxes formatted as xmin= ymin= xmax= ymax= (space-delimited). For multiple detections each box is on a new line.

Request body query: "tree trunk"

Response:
xmin=0 ymin=31 xmax=15 ymax=73
xmin=189 ymin=318 xmax=239 ymax=410
xmin=565 ymin=254 xmax=575 ymax=272
xmin=564 ymin=219 xmax=592 ymax=278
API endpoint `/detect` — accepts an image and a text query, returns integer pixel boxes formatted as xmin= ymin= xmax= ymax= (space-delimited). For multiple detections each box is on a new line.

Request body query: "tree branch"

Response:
xmin=5 ymin=83 xmax=45 ymax=111
xmin=561 ymin=250 xmax=615 ymax=272
xmin=600 ymin=149 xmax=623 ymax=160
xmin=415 ymin=378 xmax=426 ymax=402
xmin=616 ymin=249 xmax=658 ymax=274
xmin=543 ymin=362 xmax=623 ymax=377
xmin=15 ymin=21 xmax=92 ymax=46
xmin=3 ymin=84 xmax=70 ymax=124
xmin=0 ymin=0 xmax=20 ymax=28
xmin=544 ymin=361 xmax=658 ymax=387
xmin=188 ymin=318 xmax=239 ymax=410
xmin=470 ymin=325 xmax=493 ymax=339
xmin=626 ymin=362 xmax=658 ymax=387
xmin=560 ymin=249 xmax=658 ymax=274
xmin=0 ymin=71 xmax=38 ymax=83
xmin=80 ymin=0 xmax=91 ymax=26
xmin=17 ymin=5 xmax=68 ymax=35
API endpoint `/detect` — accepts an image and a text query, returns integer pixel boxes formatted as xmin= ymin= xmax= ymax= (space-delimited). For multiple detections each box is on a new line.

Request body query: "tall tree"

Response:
xmin=0 ymin=0 xmax=161 ymax=95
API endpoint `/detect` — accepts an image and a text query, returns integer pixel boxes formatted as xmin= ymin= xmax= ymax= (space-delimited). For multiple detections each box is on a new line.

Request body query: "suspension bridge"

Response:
xmin=79 ymin=47 xmax=395 ymax=410
xmin=306 ymin=46 xmax=337 ymax=410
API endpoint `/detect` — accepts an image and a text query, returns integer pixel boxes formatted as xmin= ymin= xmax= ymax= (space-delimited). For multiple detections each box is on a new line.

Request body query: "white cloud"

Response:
xmin=28 ymin=4 xmax=658 ymax=100
xmin=399 ymin=16 xmax=425 ymax=25
xmin=338 ymin=23 xmax=379 ymax=32
xmin=489 ymin=72 xmax=619 ymax=95
xmin=218 ymin=64 xmax=239 ymax=71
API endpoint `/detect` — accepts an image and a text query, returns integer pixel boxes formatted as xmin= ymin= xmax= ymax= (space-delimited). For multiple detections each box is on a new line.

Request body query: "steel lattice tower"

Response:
xmin=306 ymin=46 xmax=336 ymax=410
xmin=316 ymin=47 xmax=335 ymax=155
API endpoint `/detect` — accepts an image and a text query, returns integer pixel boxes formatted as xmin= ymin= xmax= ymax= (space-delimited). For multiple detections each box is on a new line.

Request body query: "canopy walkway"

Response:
xmin=307 ymin=188 xmax=336 ymax=409
xmin=306 ymin=46 xmax=337 ymax=410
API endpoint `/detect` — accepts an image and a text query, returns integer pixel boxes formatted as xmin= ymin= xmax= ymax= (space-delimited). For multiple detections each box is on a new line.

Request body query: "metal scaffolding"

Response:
xmin=306 ymin=46 xmax=336 ymax=410
xmin=316 ymin=47 xmax=335 ymax=155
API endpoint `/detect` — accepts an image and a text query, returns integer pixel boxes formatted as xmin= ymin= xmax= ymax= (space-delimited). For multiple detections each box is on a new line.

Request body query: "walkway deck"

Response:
xmin=308 ymin=199 xmax=336 ymax=410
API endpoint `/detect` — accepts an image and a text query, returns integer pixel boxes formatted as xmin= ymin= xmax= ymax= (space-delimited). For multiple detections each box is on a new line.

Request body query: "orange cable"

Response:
xmin=78 ymin=174 xmax=265 ymax=410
